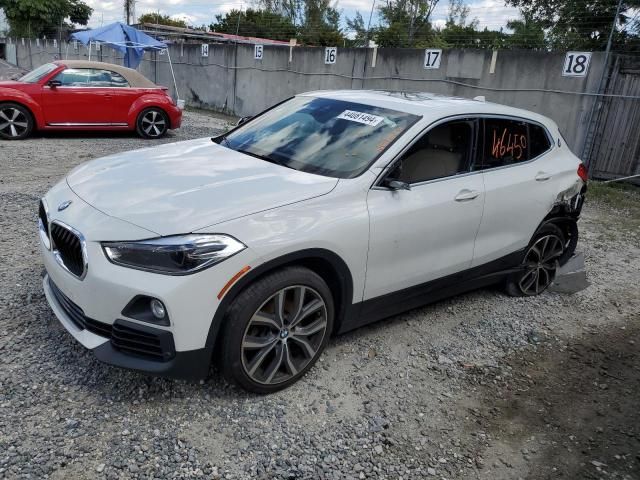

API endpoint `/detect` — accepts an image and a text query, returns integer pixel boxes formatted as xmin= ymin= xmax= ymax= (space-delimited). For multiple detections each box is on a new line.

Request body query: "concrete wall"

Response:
xmin=10 ymin=39 xmax=607 ymax=153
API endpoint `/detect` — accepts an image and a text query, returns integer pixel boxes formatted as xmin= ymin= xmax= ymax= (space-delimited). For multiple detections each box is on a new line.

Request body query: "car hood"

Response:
xmin=66 ymin=137 xmax=339 ymax=236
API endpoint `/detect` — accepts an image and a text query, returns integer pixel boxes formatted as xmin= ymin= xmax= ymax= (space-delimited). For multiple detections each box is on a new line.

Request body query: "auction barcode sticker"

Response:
xmin=337 ymin=110 xmax=384 ymax=127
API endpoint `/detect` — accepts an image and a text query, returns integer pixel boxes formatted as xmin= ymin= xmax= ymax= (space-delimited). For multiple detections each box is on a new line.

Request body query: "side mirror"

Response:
xmin=47 ymin=80 xmax=62 ymax=88
xmin=236 ymin=116 xmax=252 ymax=126
xmin=385 ymin=179 xmax=411 ymax=191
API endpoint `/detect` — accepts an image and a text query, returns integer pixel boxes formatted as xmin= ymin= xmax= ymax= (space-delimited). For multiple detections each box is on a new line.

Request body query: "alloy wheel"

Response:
xmin=518 ymin=234 xmax=564 ymax=295
xmin=0 ymin=107 xmax=29 ymax=138
xmin=141 ymin=110 xmax=167 ymax=137
xmin=241 ymin=285 xmax=328 ymax=385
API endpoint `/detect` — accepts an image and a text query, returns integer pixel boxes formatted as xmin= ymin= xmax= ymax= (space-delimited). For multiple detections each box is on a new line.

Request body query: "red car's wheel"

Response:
xmin=136 ymin=108 xmax=169 ymax=139
xmin=0 ymin=103 xmax=34 ymax=140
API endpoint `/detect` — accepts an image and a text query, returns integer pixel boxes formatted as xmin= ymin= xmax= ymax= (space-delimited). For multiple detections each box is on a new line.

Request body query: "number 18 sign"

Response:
xmin=562 ymin=52 xmax=591 ymax=77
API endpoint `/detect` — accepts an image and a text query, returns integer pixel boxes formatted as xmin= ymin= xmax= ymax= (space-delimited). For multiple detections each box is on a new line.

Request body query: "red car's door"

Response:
xmin=105 ymin=70 xmax=144 ymax=124
xmin=40 ymin=68 xmax=114 ymax=125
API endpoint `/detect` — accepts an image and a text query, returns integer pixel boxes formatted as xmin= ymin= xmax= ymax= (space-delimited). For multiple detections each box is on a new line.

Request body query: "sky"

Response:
xmin=83 ymin=0 xmax=521 ymax=33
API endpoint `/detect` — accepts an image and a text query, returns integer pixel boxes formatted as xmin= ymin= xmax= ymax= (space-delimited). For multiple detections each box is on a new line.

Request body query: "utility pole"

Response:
xmin=365 ymin=0 xmax=376 ymax=44
xmin=124 ymin=0 xmax=136 ymax=25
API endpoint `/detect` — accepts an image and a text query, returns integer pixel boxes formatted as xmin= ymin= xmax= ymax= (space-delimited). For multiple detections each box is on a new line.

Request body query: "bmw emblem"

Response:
xmin=57 ymin=200 xmax=72 ymax=212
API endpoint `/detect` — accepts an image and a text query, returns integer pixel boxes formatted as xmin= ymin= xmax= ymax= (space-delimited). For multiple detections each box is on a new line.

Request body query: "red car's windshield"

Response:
xmin=19 ymin=63 xmax=58 ymax=83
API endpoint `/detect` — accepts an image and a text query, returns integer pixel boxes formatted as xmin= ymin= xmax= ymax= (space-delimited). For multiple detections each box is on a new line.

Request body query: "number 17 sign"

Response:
xmin=424 ymin=49 xmax=442 ymax=69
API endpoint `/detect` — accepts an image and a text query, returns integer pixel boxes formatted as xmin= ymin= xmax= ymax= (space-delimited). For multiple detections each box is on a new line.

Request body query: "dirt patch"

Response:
xmin=466 ymin=321 xmax=640 ymax=479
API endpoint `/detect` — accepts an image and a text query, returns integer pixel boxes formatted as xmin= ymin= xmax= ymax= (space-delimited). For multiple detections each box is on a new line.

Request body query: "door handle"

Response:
xmin=454 ymin=189 xmax=480 ymax=201
xmin=535 ymin=172 xmax=552 ymax=181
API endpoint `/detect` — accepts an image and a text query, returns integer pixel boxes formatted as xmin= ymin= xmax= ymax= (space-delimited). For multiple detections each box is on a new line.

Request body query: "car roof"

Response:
xmin=301 ymin=90 xmax=556 ymax=129
xmin=53 ymin=60 xmax=158 ymax=88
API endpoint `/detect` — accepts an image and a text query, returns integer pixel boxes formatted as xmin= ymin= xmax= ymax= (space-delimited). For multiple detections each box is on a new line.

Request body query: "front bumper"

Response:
xmin=43 ymin=274 xmax=210 ymax=379
xmin=168 ymin=104 xmax=183 ymax=129
xmin=40 ymin=182 xmax=256 ymax=380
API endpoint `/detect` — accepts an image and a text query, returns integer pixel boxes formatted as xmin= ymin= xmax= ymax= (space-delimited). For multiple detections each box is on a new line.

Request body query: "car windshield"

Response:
xmin=221 ymin=96 xmax=420 ymax=178
xmin=19 ymin=63 xmax=58 ymax=83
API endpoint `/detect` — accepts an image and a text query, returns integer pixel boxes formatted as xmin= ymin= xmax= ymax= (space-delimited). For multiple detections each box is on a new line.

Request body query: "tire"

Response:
xmin=505 ymin=223 xmax=566 ymax=297
xmin=136 ymin=108 xmax=169 ymax=139
xmin=0 ymin=102 xmax=34 ymax=140
xmin=220 ymin=266 xmax=334 ymax=394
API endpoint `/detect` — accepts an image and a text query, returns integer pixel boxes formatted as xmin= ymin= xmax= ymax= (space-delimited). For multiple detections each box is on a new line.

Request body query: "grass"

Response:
xmin=587 ymin=180 xmax=640 ymax=240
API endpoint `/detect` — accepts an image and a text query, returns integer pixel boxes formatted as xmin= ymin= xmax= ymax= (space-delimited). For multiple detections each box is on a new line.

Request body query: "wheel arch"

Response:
xmin=0 ymin=97 xmax=42 ymax=129
xmin=128 ymin=96 xmax=172 ymax=127
xmin=534 ymin=198 xmax=583 ymax=265
xmin=206 ymin=248 xmax=355 ymax=359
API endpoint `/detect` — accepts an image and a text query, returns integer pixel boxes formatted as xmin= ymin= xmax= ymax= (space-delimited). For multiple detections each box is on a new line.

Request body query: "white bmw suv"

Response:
xmin=39 ymin=91 xmax=587 ymax=393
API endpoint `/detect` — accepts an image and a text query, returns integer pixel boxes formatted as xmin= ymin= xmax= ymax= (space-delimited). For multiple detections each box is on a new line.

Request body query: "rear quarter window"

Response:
xmin=479 ymin=118 xmax=552 ymax=169
xmin=482 ymin=118 xmax=529 ymax=168
xmin=529 ymin=124 xmax=552 ymax=158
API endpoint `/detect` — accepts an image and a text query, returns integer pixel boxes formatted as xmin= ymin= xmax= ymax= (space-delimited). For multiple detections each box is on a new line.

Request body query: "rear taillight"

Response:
xmin=577 ymin=163 xmax=588 ymax=182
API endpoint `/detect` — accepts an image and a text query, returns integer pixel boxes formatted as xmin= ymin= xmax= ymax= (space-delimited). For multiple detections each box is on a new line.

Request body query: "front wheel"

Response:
xmin=136 ymin=108 xmax=169 ymax=139
xmin=220 ymin=267 xmax=334 ymax=393
xmin=505 ymin=224 xmax=566 ymax=297
xmin=0 ymin=103 xmax=34 ymax=140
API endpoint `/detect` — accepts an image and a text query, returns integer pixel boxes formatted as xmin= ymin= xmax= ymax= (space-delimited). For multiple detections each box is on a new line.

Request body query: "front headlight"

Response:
xmin=102 ymin=234 xmax=246 ymax=275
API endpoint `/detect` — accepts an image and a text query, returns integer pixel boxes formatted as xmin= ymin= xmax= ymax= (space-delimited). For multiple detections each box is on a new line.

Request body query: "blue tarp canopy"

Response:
xmin=71 ymin=22 xmax=166 ymax=69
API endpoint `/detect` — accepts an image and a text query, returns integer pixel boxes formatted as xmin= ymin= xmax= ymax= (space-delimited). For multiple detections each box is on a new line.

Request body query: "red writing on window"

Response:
xmin=491 ymin=128 xmax=527 ymax=160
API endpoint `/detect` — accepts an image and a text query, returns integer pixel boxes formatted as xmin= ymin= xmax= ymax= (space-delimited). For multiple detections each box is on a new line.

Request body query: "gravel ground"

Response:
xmin=0 ymin=60 xmax=25 ymax=81
xmin=0 ymin=109 xmax=639 ymax=480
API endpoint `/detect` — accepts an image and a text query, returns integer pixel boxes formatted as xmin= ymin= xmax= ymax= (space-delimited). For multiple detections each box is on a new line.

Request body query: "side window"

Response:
xmin=529 ymin=124 xmax=552 ymax=158
xmin=481 ymin=118 xmax=529 ymax=168
xmin=53 ymin=68 xmax=93 ymax=86
xmin=88 ymin=70 xmax=113 ymax=87
xmin=53 ymin=68 xmax=113 ymax=87
xmin=109 ymin=71 xmax=129 ymax=87
xmin=391 ymin=120 xmax=474 ymax=184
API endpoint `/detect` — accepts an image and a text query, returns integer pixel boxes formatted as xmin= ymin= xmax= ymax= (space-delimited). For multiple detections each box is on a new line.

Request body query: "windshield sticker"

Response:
xmin=337 ymin=110 xmax=384 ymax=127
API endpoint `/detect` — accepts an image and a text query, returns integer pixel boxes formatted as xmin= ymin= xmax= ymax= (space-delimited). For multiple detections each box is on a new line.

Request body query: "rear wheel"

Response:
xmin=505 ymin=224 xmax=566 ymax=297
xmin=220 ymin=267 xmax=334 ymax=393
xmin=0 ymin=103 xmax=33 ymax=140
xmin=136 ymin=108 xmax=169 ymax=139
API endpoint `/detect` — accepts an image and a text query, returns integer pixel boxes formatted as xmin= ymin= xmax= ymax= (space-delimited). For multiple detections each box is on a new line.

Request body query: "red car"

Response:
xmin=0 ymin=60 xmax=182 ymax=140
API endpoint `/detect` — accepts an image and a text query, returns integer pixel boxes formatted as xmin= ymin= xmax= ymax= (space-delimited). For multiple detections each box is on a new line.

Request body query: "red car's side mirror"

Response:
xmin=47 ymin=80 xmax=62 ymax=88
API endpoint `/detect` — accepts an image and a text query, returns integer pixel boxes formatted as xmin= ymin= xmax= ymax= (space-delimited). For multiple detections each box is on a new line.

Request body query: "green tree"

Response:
xmin=138 ymin=13 xmax=187 ymax=28
xmin=211 ymin=8 xmax=297 ymax=41
xmin=345 ymin=11 xmax=368 ymax=46
xmin=0 ymin=0 xmax=92 ymax=37
xmin=506 ymin=0 xmax=640 ymax=50
xmin=299 ymin=0 xmax=344 ymax=45
xmin=505 ymin=13 xmax=546 ymax=49
xmin=438 ymin=24 xmax=508 ymax=48
xmin=375 ymin=0 xmax=440 ymax=48
xmin=257 ymin=0 xmax=303 ymax=25
xmin=446 ymin=0 xmax=471 ymax=27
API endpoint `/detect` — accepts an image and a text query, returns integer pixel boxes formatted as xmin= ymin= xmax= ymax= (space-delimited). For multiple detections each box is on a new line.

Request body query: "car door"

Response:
xmin=364 ymin=118 xmax=485 ymax=300
xmin=471 ymin=117 xmax=557 ymax=267
xmin=40 ymin=68 xmax=113 ymax=125
xmin=104 ymin=69 xmax=141 ymax=125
